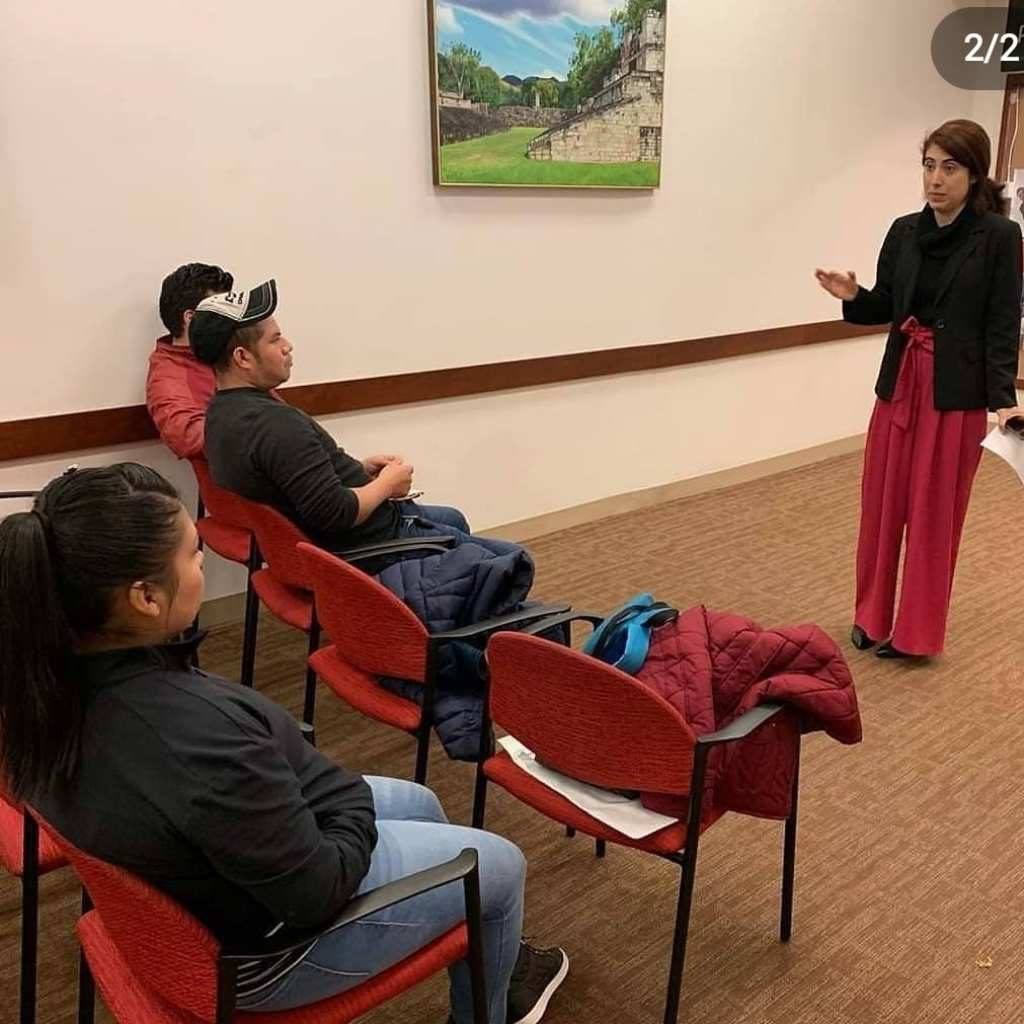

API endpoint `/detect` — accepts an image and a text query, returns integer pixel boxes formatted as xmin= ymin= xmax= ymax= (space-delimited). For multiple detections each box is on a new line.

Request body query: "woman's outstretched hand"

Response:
xmin=815 ymin=268 xmax=858 ymax=301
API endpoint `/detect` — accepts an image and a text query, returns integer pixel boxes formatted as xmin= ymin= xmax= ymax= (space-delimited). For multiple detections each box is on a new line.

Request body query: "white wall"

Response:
xmin=0 ymin=0 xmax=1009 ymax=600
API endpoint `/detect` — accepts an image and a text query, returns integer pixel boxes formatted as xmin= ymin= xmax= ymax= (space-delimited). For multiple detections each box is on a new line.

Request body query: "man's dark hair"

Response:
xmin=211 ymin=322 xmax=265 ymax=371
xmin=158 ymin=263 xmax=234 ymax=337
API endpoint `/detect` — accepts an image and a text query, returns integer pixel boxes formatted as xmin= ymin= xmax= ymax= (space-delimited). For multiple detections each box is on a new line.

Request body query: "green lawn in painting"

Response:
xmin=439 ymin=127 xmax=660 ymax=188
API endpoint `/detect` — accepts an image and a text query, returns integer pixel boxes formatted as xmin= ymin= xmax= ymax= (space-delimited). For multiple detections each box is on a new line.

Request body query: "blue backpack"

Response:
xmin=582 ymin=593 xmax=679 ymax=675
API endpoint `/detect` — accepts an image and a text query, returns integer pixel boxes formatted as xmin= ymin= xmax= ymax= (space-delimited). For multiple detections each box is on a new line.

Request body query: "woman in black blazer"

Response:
xmin=816 ymin=119 xmax=1022 ymax=659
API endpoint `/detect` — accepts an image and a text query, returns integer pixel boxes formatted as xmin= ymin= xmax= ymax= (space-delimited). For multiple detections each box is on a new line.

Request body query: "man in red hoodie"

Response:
xmin=145 ymin=263 xmax=234 ymax=458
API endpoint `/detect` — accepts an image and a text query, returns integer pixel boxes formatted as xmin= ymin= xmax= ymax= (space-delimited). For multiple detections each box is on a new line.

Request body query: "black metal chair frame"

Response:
xmin=479 ymin=609 xmax=802 ymax=1024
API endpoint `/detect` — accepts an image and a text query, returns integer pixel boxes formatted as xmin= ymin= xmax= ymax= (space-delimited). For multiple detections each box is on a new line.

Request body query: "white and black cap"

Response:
xmin=189 ymin=279 xmax=278 ymax=365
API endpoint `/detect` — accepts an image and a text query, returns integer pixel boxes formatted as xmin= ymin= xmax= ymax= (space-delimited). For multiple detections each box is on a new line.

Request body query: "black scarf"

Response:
xmin=909 ymin=203 xmax=978 ymax=324
xmin=915 ymin=202 xmax=976 ymax=257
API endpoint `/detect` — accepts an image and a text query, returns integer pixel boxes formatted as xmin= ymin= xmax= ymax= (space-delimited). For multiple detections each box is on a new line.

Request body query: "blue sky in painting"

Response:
xmin=435 ymin=1 xmax=619 ymax=80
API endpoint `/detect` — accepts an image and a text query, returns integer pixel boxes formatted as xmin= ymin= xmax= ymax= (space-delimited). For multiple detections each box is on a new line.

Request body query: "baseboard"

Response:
xmin=199 ymin=591 xmax=248 ymax=629
xmin=198 ymin=432 xmax=867 ymax=625
xmin=487 ymin=433 xmax=867 ymax=543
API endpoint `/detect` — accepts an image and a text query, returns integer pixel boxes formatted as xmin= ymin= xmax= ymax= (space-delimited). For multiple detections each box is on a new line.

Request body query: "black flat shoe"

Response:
xmin=875 ymin=640 xmax=916 ymax=659
xmin=850 ymin=625 xmax=877 ymax=650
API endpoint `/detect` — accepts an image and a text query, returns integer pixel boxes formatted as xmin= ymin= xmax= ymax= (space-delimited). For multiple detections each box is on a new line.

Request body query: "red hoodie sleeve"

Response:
xmin=146 ymin=347 xmax=214 ymax=460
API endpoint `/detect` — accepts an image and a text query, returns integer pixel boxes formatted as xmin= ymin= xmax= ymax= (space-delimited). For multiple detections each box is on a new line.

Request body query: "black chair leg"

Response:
xmin=471 ymin=761 xmax=488 ymax=830
xmin=662 ymin=866 xmax=698 ymax=1024
xmin=595 ymin=839 xmax=606 ymax=858
xmin=463 ymin=861 xmax=489 ymax=1024
xmin=19 ymin=814 xmax=39 ymax=1024
xmin=413 ymin=727 xmax=431 ymax=786
xmin=662 ymin=843 xmax=702 ymax=1024
xmin=77 ymin=890 xmax=95 ymax=1024
xmin=302 ymin=618 xmax=321 ymax=727
xmin=780 ymin=743 xmax=800 ymax=942
xmin=240 ymin=580 xmax=260 ymax=689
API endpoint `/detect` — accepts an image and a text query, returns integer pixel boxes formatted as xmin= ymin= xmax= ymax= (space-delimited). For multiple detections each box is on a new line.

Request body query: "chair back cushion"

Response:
xmin=29 ymin=809 xmax=220 ymax=1020
xmin=243 ymin=502 xmax=313 ymax=591
xmin=487 ymin=632 xmax=697 ymax=796
xmin=299 ymin=543 xmax=429 ymax=681
xmin=190 ymin=457 xmax=254 ymax=534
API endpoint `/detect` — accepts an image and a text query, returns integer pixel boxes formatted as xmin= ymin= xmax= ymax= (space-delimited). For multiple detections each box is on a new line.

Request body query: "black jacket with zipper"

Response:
xmin=842 ymin=208 xmax=1022 ymax=411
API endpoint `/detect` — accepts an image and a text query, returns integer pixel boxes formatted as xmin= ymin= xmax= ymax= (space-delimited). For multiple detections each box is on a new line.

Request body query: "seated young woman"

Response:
xmin=0 ymin=463 xmax=567 ymax=1024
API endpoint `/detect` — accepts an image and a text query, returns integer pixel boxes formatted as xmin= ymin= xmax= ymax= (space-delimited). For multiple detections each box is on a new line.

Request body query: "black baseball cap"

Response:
xmin=188 ymin=279 xmax=278 ymax=366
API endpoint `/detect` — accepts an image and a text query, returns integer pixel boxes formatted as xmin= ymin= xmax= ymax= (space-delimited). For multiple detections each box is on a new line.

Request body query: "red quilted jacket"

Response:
xmin=635 ymin=606 xmax=861 ymax=820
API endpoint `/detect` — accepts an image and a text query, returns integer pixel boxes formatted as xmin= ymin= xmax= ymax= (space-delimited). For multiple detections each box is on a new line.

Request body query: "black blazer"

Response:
xmin=843 ymin=209 xmax=1022 ymax=411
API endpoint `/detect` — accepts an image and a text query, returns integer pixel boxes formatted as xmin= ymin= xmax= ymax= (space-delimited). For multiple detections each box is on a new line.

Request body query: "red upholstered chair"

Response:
xmin=189 ymin=459 xmax=262 ymax=687
xmin=478 ymin=613 xmax=802 ymax=1024
xmin=28 ymin=809 xmax=489 ymax=1024
xmin=0 ymin=796 xmax=74 ymax=1024
xmin=298 ymin=543 xmax=569 ymax=827
xmin=240 ymin=501 xmax=458 ymax=732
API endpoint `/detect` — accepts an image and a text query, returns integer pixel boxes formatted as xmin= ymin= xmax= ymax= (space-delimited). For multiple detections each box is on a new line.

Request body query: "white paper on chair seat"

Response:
xmin=497 ymin=736 xmax=679 ymax=840
xmin=982 ymin=427 xmax=1024 ymax=486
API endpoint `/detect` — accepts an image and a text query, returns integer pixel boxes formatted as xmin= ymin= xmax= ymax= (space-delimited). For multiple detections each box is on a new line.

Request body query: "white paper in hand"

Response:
xmin=982 ymin=427 xmax=1024 ymax=486
xmin=497 ymin=735 xmax=679 ymax=839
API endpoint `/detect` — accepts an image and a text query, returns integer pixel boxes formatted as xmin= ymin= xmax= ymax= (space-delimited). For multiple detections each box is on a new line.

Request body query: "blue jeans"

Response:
xmin=240 ymin=777 xmax=525 ymax=1024
xmin=403 ymin=502 xmax=471 ymax=535
xmin=400 ymin=503 xmax=522 ymax=559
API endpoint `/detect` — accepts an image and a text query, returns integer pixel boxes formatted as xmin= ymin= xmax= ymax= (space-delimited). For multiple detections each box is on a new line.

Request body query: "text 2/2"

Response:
xmin=964 ymin=32 xmax=1022 ymax=64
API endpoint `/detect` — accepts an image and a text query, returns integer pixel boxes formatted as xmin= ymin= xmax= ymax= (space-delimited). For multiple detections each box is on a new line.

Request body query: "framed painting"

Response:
xmin=427 ymin=1 xmax=667 ymax=189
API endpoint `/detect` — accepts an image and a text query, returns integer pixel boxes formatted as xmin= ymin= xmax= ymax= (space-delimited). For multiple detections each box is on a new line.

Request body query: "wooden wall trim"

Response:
xmin=0 ymin=319 xmax=879 ymax=463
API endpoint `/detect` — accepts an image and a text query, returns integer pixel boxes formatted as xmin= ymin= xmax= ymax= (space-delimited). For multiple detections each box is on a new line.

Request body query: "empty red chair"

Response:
xmin=190 ymin=459 xmax=261 ymax=687
xmin=299 ymin=542 xmax=568 ymax=827
xmin=242 ymin=497 xmax=475 ymax=732
xmin=478 ymin=614 xmax=802 ymax=1024
xmin=29 ymin=808 xmax=489 ymax=1024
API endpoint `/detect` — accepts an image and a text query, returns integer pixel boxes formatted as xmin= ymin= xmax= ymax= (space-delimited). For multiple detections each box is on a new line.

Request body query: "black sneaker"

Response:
xmin=507 ymin=941 xmax=569 ymax=1024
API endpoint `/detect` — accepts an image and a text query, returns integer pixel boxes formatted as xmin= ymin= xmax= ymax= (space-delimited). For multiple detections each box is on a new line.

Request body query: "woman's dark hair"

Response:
xmin=158 ymin=262 xmax=234 ymax=337
xmin=0 ymin=464 xmax=182 ymax=800
xmin=922 ymin=119 xmax=1009 ymax=215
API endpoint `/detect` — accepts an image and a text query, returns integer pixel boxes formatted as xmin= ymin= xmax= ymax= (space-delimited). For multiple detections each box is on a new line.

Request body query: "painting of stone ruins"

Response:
xmin=429 ymin=0 xmax=666 ymax=188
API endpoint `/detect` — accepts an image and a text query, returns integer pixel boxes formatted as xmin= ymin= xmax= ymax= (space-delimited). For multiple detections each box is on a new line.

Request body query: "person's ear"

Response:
xmin=182 ymin=309 xmax=196 ymax=329
xmin=230 ymin=345 xmax=251 ymax=371
xmin=126 ymin=581 xmax=162 ymax=620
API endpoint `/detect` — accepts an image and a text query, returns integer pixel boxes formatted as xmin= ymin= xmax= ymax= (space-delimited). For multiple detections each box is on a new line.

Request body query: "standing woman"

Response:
xmin=816 ymin=119 xmax=1022 ymax=658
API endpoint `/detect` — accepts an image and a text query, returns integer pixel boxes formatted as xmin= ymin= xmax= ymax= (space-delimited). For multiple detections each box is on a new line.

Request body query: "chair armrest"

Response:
xmin=695 ymin=703 xmax=785 ymax=747
xmin=221 ymin=849 xmax=479 ymax=963
xmin=517 ymin=611 xmax=605 ymax=637
xmin=338 ymin=536 xmax=457 ymax=564
xmin=430 ymin=602 xmax=572 ymax=644
xmin=0 ymin=491 xmax=38 ymax=500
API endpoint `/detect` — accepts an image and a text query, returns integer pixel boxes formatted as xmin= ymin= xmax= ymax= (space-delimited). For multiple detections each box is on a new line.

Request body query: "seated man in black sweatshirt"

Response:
xmin=190 ymin=280 xmax=515 ymax=559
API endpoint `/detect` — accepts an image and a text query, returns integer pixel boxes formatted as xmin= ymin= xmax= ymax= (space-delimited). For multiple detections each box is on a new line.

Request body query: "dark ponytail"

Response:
xmin=922 ymin=119 xmax=1009 ymax=215
xmin=0 ymin=464 xmax=182 ymax=800
xmin=977 ymin=177 xmax=1010 ymax=216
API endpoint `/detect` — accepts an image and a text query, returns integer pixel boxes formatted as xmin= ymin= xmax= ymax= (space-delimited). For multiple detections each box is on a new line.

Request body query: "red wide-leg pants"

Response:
xmin=854 ymin=319 xmax=987 ymax=655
